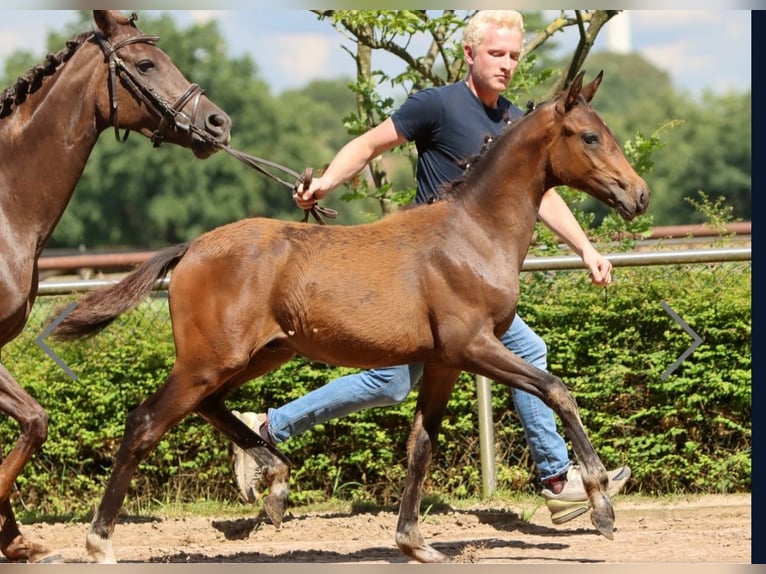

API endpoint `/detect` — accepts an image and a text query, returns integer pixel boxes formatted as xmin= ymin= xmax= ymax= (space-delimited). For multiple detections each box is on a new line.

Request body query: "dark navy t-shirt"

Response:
xmin=391 ymin=81 xmax=524 ymax=205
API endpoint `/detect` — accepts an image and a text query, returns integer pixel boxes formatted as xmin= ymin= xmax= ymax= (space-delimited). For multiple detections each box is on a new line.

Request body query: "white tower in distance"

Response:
xmin=606 ymin=11 xmax=632 ymax=53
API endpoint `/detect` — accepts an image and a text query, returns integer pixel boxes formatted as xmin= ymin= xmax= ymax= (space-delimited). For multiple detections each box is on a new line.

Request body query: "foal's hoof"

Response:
xmin=590 ymin=506 xmax=615 ymax=540
xmin=34 ymin=553 xmax=65 ymax=564
xmin=263 ymin=492 xmax=287 ymax=529
xmin=396 ymin=533 xmax=450 ymax=564
xmin=403 ymin=544 xmax=450 ymax=564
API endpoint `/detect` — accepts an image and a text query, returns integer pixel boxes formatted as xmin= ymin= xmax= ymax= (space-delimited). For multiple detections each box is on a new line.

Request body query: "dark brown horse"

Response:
xmin=54 ymin=71 xmax=649 ymax=563
xmin=0 ymin=10 xmax=231 ymax=563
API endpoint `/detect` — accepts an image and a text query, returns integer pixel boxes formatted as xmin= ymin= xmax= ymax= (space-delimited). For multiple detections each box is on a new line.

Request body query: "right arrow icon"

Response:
xmin=660 ymin=301 xmax=703 ymax=380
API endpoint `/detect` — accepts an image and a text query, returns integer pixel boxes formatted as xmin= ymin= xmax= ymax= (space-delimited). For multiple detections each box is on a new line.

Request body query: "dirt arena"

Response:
xmin=16 ymin=493 xmax=750 ymax=564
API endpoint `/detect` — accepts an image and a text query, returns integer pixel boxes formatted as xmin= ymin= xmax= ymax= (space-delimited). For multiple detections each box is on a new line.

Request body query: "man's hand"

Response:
xmin=582 ymin=246 xmax=613 ymax=286
xmin=294 ymin=175 xmax=331 ymax=210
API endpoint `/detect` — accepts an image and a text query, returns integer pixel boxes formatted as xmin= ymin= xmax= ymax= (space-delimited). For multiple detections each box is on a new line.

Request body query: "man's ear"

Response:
xmin=463 ymin=43 xmax=475 ymax=66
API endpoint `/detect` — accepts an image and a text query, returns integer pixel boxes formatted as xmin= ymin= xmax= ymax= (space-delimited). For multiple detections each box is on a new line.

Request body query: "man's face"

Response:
xmin=464 ymin=25 xmax=523 ymax=94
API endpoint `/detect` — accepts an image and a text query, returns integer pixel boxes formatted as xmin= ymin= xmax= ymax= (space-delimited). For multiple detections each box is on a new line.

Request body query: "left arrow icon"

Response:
xmin=36 ymin=302 xmax=78 ymax=381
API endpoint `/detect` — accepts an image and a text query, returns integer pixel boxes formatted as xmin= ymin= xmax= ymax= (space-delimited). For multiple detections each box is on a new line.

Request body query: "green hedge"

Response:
xmin=1 ymin=260 xmax=750 ymax=516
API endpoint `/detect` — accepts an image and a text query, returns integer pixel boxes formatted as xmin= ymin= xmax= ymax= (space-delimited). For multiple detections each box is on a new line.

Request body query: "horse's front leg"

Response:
xmin=395 ymin=366 xmax=460 ymax=563
xmin=0 ymin=499 xmax=62 ymax=563
xmin=0 ymin=364 xmax=48 ymax=507
xmin=464 ymin=333 xmax=614 ymax=538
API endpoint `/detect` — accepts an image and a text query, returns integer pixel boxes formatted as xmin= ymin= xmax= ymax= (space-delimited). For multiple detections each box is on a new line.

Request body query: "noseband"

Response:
xmin=94 ymin=20 xmax=204 ymax=146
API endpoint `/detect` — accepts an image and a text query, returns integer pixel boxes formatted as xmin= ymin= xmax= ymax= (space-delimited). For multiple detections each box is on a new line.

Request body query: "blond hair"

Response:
xmin=462 ymin=10 xmax=525 ymax=48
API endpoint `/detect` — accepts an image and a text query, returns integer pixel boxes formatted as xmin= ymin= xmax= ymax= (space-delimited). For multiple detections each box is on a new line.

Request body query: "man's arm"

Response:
xmin=538 ymin=188 xmax=612 ymax=285
xmin=295 ymin=117 xmax=406 ymax=209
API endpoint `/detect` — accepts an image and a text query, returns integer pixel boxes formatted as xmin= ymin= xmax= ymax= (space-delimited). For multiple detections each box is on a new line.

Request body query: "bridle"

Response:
xmin=93 ymin=15 xmax=336 ymax=225
xmin=94 ymin=18 xmax=203 ymax=147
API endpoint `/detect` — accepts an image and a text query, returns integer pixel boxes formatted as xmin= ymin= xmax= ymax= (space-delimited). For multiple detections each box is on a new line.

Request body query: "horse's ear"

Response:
xmin=93 ymin=10 xmax=130 ymax=38
xmin=93 ymin=11 xmax=116 ymax=37
xmin=564 ymin=70 xmax=586 ymax=112
xmin=580 ymin=70 xmax=604 ymax=104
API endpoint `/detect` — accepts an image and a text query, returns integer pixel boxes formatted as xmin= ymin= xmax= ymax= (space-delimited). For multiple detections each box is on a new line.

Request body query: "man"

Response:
xmin=234 ymin=10 xmax=630 ymax=525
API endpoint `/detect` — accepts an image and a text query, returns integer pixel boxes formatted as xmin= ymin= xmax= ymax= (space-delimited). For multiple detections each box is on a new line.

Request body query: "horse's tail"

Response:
xmin=52 ymin=243 xmax=190 ymax=341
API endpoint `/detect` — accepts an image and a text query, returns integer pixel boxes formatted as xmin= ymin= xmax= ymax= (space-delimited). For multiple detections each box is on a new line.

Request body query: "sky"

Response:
xmin=0 ymin=10 xmax=752 ymax=99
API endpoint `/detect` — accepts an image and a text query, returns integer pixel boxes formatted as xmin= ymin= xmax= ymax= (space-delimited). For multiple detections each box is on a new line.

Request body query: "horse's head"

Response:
xmin=92 ymin=10 xmax=231 ymax=158
xmin=547 ymin=70 xmax=649 ymax=220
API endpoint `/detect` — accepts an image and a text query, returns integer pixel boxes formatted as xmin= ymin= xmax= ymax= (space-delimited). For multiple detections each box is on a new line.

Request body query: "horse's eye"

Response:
xmin=582 ymin=133 xmax=599 ymax=145
xmin=136 ymin=60 xmax=155 ymax=73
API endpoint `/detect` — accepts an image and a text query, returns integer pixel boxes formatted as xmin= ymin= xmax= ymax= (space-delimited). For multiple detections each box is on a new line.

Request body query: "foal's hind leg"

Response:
xmin=86 ymin=364 xmax=236 ymax=563
xmin=395 ymin=366 xmax=459 ymax=563
xmin=197 ymin=401 xmax=291 ymax=527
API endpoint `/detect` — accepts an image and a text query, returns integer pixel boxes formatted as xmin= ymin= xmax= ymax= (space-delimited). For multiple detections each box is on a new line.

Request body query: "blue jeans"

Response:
xmin=267 ymin=315 xmax=570 ymax=482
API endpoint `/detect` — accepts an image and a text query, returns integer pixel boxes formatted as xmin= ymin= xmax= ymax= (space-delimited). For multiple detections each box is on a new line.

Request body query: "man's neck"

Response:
xmin=465 ymin=77 xmax=501 ymax=109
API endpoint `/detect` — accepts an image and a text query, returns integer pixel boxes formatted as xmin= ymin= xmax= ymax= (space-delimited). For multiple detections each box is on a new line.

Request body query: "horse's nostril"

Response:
xmin=206 ymin=113 xmax=230 ymax=133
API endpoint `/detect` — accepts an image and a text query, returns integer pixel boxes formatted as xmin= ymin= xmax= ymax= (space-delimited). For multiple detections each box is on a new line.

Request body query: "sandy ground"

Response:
xmin=12 ymin=493 xmax=750 ymax=564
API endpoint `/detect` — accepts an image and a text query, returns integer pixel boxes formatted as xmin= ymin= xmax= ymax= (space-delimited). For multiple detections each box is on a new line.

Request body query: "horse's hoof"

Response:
xmin=34 ymin=553 xmax=65 ymax=564
xmin=263 ymin=492 xmax=287 ymax=529
xmin=590 ymin=508 xmax=615 ymax=540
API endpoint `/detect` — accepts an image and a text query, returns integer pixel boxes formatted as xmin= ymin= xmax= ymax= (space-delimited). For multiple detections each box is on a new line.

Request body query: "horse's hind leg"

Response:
xmin=86 ymin=364 xmax=233 ymax=563
xmin=395 ymin=366 xmax=459 ymax=563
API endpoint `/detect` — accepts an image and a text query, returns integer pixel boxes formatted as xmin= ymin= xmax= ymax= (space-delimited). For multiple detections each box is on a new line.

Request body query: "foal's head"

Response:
xmin=543 ymin=71 xmax=650 ymax=220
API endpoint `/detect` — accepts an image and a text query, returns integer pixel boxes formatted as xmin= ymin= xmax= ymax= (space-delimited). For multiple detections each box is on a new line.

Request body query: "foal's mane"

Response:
xmin=438 ymin=100 xmax=543 ymax=199
xmin=0 ymin=31 xmax=92 ymax=120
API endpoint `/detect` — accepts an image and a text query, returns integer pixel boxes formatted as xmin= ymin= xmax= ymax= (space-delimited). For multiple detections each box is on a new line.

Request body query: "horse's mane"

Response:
xmin=0 ymin=31 xmax=92 ymax=120
xmin=437 ymin=100 xmax=541 ymax=199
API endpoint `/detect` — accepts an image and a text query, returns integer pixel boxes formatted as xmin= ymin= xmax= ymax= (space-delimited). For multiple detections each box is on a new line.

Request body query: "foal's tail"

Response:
xmin=52 ymin=243 xmax=190 ymax=341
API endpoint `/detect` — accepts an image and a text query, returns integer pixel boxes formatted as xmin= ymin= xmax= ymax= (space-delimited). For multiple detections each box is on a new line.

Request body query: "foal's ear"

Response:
xmin=580 ymin=70 xmax=604 ymax=104
xmin=564 ymin=70 xmax=586 ymax=112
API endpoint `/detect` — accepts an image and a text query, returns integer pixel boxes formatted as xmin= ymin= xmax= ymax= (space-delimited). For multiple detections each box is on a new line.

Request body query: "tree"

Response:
xmin=646 ymin=90 xmax=751 ymax=224
xmin=2 ymin=10 xmax=749 ymax=248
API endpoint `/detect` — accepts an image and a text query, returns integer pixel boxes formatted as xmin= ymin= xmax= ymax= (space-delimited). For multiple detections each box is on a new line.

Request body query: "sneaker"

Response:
xmin=542 ymin=465 xmax=631 ymax=525
xmin=232 ymin=411 xmax=270 ymax=504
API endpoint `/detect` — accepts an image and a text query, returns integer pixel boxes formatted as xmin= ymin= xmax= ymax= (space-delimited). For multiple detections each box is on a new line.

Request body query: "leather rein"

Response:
xmin=95 ymin=17 xmax=335 ymax=225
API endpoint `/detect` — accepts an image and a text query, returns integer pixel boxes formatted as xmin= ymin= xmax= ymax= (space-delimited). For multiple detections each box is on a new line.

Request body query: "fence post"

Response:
xmin=475 ymin=375 xmax=496 ymax=498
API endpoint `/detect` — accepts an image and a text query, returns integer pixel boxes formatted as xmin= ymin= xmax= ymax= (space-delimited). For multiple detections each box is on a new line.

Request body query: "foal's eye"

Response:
xmin=136 ymin=60 xmax=155 ymax=73
xmin=582 ymin=132 xmax=599 ymax=145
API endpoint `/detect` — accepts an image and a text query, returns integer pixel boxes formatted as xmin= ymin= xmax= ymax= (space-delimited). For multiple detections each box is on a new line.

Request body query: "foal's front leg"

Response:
xmin=395 ymin=366 xmax=459 ymax=563
xmin=464 ymin=333 xmax=614 ymax=538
